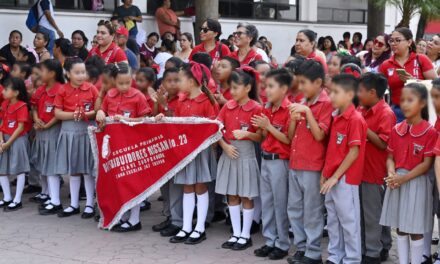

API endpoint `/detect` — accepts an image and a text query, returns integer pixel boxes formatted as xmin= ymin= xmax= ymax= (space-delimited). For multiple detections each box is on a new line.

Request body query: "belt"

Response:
xmin=262 ymin=152 xmax=280 ymax=160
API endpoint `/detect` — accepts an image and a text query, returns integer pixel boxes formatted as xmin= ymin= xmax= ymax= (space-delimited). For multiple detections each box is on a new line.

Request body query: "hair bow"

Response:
xmin=240 ymin=66 xmax=260 ymax=85
xmin=190 ymin=61 xmax=211 ymax=85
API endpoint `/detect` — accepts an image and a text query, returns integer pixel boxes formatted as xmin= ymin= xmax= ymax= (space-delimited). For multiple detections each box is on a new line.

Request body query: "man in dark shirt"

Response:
xmin=113 ymin=0 xmax=142 ymax=39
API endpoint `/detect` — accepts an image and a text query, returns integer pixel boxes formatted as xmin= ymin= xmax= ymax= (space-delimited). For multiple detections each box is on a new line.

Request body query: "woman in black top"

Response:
xmin=71 ymin=30 xmax=89 ymax=61
xmin=0 ymin=30 xmax=36 ymax=66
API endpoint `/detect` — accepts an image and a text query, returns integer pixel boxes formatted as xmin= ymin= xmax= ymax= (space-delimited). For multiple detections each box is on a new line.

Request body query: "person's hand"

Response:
xmin=34 ymin=117 xmax=45 ymax=130
xmin=0 ymin=141 xmax=11 ymax=153
xmin=96 ymin=110 xmax=106 ymax=123
xmin=320 ymin=176 xmax=338 ymax=194
xmin=232 ymin=130 xmax=248 ymax=140
xmin=398 ymin=71 xmax=414 ymax=82
xmin=156 ymin=85 xmax=168 ymax=107
xmin=289 ymin=103 xmax=310 ymax=114
xmin=385 ymin=171 xmax=403 ymax=189
xmin=251 ymin=114 xmax=270 ymax=130
xmin=320 ymin=175 xmax=326 ymax=188
xmin=154 ymin=113 xmax=165 ymax=122
xmin=57 ymin=29 xmax=64 ymax=38
xmin=224 ymin=144 xmax=239 ymax=159
xmin=214 ymin=93 xmax=227 ymax=105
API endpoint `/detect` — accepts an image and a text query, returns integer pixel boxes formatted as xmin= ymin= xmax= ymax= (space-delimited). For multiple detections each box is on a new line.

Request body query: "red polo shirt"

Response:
xmin=217 ymin=99 xmax=262 ymax=141
xmin=88 ymin=42 xmax=127 ymax=65
xmin=31 ymin=82 xmax=62 ymax=123
xmin=159 ymin=96 xmax=180 ymax=116
xmin=1 ymin=100 xmax=31 ymax=136
xmin=189 ymin=42 xmax=231 ymax=66
xmin=221 ymin=88 xmax=232 ymax=102
xmin=323 ymin=104 xmax=367 ymax=185
xmin=388 ymin=120 xmax=437 ymax=170
xmin=290 ymin=90 xmax=333 ymax=171
xmin=357 ymin=100 xmax=396 ymax=184
xmin=0 ymin=85 xmax=4 ymax=106
xmin=260 ymin=97 xmax=291 ymax=159
xmin=435 ymin=117 xmax=440 ymax=133
xmin=230 ymin=49 xmax=263 ymax=66
xmin=379 ymin=52 xmax=433 ymax=106
xmin=175 ymin=93 xmax=219 ymax=119
xmin=101 ymin=88 xmax=151 ymax=118
xmin=307 ymin=51 xmax=328 ymax=73
xmin=54 ymin=82 xmax=99 ymax=112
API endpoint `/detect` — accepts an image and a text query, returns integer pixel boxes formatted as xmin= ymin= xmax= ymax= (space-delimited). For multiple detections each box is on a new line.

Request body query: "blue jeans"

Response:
xmin=391 ymin=104 xmax=405 ymax=123
xmin=38 ymin=26 xmax=55 ymax=56
xmin=129 ymin=28 xmax=138 ymax=39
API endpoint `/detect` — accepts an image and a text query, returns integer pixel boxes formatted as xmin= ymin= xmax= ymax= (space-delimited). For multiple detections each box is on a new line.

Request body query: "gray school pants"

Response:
xmin=260 ymin=158 xmax=290 ymax=251
xmin=360 ymin=182 xmax=385 ymax=258
xmin=288 ymin=170 xmax=324 ymax=260
xmin=325 ymin=176 xmax=362 ymax=264
xmin=162 ymin=179 xmax=183 ymax=227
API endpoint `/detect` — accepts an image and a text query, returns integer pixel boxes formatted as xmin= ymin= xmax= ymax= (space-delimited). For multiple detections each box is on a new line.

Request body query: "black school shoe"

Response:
xmin=380 ymin=249 xmax=389 ymax=262
xmin=4 ymin=202 xmax=22 ymax=212
xmin=185 ymin=230 xmax=206 ymax=245
xmin=112 ymin=222 xmax=142 ymax=233
xmin=222 ymin=236 xmax=239 ymax=249
xmin=287 ymin=251 xmax=305 ymax=264
xmin=170 ymin=230 xmax=190 ymax=243
xmin=81 ymin=206 xmax=96 ymax=219
xmin=140 ymin=200 xmax=151 ymax=211
xmin=250 ymin=221 xmax=261 ymax=234
xmin=23 ymin=185 xmax=41 ymax=194
xmin=0 ymin=200 xmax=12 ymax=208
xmin=39 ymin=203 xmax=63 ymax=215
xmin=254 ymin=245 xmax=274 ymax=257
xmin=296 ymin=256 xmax=323 ymax=264
xmin=422 ymin=255 xmax=433 ymax=264
xmin=29 ymin=193 xmax=50 ymax=204
xmin=152 ymin=218 xmax=171 ymax=232
xmin=57 ymin=206 xmax=80 ymax=217
xmin=160 ymin=224 xmax=181 ymax=237
xmin=268 ymin=247 xmax=288 ymax=260
xmin=231 ymin=237 xmax=252 ymax=251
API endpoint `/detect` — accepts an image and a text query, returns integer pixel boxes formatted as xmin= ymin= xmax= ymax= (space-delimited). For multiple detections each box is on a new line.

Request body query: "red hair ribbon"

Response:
xmin=343 ymin=66 xmax=361 ymax=78
xmin=1 ymin=63 xmax=10 ymax=73
xmin=240 ymin=66 xmax=260 ymax=85
xmin=151 ymin=64 xmax=160 ymax=74
xmin=190 ymin=61 xmax=211 ymax=85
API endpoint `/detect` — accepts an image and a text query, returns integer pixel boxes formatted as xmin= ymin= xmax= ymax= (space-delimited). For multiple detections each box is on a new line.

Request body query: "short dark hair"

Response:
xmin=192 ymin=52 xmax=213 ymax=69
xmin=14 ymin=62 xmax=32 ymax=79
xmin=221 ymin=56 xmax=240 ymax=69
xmin=295 ymin=60 xmax=325 ymax=82
xmin=332 ymin=73 xmax=359 ymax=93
xmin=433 ymin=78 xmax=440 ymax=90
xmin=163 ymin=67 xmax=179 ymax=80
xmin=284 ymin=56 xmax=306 ymax=74
xmin=359 ymin=73 xmax=388 ymax=98
xmin=265 ymin=68 xmax=292 ymax=87
xmin=343 ymin=32 xmax=351 ymax=39
xmin=249 ymin=60 xmax=270 ymax=70
xmin=166 ymin=56 xmax=183 ymax=69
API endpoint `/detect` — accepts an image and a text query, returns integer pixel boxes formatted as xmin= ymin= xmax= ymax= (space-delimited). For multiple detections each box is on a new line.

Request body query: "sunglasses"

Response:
xmin=388 ymin=38 xmax=405 ymax=45
xmin=373 ymin=39 xmax=385 ymax=48
xmin=200 ymin=27 xmax=211 ymax=33
xmin=233 ymin=31 xmax=246 ymax=37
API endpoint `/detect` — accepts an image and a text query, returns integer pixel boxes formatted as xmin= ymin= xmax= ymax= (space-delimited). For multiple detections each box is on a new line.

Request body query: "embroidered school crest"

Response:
xmin=45 ymin=104 xmax=54 ymax=113
xmin=123 ymin=110 xmax=131 ymax=118
xmin=387 ymin=68 xmax=395 ymax=76
xmin=336 ymin=132 xmax=345 ymax=145
xmin=413 ymin=143 xmax=424 ymax=155
xmin=84 ymin=102 xmax=92 ymax=112
xmin=7 ymin=120 xmax=16 ymax=128
xmin=240 ymin=122 xmax=249 ymax=131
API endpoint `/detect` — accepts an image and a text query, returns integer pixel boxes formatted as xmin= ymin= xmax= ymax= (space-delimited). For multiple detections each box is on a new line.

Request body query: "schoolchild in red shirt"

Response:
xmin=321 ymin=74 xmax=367 ymax=264
xmin=213 ymin=57 xmax=240 ymax=107
xmin=96 ymin=62 xmax=151 ymax=232
xmin=285 ymin=57 xmax=307 ymax=104
xmin=30 ymin=59 xmax=66 ymax=215
xmin=54 ymin=57 xmax=99 ymax=219
xmin=252 ymin=68 xmax=292 ymax=260
xmin=163 ymin=62 xmax=219 ymax=245
xmin=0 ymin=77 xmax=32 ymax=211
xmin=215 ymin=67 xmax=262 ymax=251
xmin=286 ymin=60 xmax=333 ymax=264
xmin=230 ymin=23 xmax=263 ymax=66
xmin=381 ymin=83 xmax=437 ymax=264
xmin=135 ymin=67 xmax=157 ymax=112
xmin=95 ymin=64 xmax=117 ymax=111
xmin=250 ymin=60 xmax=272 ymax=105
xmin=356 ymin=73 xmax=396 ymax=263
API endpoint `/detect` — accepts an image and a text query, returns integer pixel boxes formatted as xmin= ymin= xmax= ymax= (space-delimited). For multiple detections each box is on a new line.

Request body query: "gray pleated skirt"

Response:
xmin=30 ymin=124 xmax=61 ymax=176
xmin=215 ymin=140 xmax=260 ymax=198
xmin=174 ymin=146 xmax=216 ymax=185
xmin=380 ymin=168 xmax=433 ymax=234
xmin=0 ymin=134 xmax=30 ymax=175
xmin=54 ymin=120 xmax=95 ymax=177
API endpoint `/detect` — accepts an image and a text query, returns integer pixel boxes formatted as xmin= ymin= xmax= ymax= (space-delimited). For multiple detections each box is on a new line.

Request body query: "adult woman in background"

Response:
xmin=88 ymin=20 xmax=127 ymax=65
xmin=416 ymin=39 xmax=428 ymax=55
xmin=71 ymin=30 xmax=89 ymax=61
xmin=140 ymin=32 xmax=159 ymax=66
xmin=362 ymin=34 xmax=391 ymax=73
xmin=53 ymin=38 xmax=74 ymax=66
xmin=175 ymin=33 xmax=193 ymax=62
xmin=34 ymin=32 xmax=51 ymax=62
xmin=294 ymin=29 xmax=328 ymax=72
xmin=379 ymin=27 xmax=437 ymax=122
xmin=189 ymin=19 xmax=230 ymax=66
xmin=322 ymin=36 xmax=337 ymax=63
xmin=155 ymin=0 xmax=179 ymax=38
xmin=0 ymin=30 xmax=36 ymax=66
xmin=230 ymin=23 xmax=261 ymax=66
xmin=427 ymin=34 xmax=440 ymax=75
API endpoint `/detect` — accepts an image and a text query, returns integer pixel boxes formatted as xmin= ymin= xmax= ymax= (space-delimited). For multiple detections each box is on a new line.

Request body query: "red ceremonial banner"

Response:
xmin=88 ymin=117 xmax=222 ymax=229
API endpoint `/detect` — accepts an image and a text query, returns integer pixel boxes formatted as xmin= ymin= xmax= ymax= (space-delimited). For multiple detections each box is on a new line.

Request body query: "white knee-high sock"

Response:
xmin=424 ymin=224 xmax=433 ymax=256
xmin=69 ymin=176 xmax=81 ymax=208
xmin=397 ymin=235 xmax=410 ymax=264
xmin=228 ymin=204 xmax=241 ymax=238
xmin=241 ymin=208 xmax=254 ymax=240
xmin=83 ymin=174 xmax=95 ymax=213
xmin=48 ymin=175 xmax=60 ymax=205
xmin=40 ymin=175 xmax=48 ymax=196
xmin=253 ymin=197 xmax=261 ymax=222
xmin=182 ymin=192 xmax=195 ymax=233
xmin=193 ymin=191 xmax=209 ymax=234
xmin=13 ymin=174 xmax=25 ymax=203
xmin=0 ymin=176 xmax=11 ymax=201
xmin=411 ymin=238 xmax=424 ymax=264
xmin=129 ymin=205 xmax=141 ymax=225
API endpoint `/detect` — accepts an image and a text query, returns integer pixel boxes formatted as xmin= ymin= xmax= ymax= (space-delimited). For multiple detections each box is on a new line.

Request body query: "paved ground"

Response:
xmin=0 ymin=182 xmax=412 ymax=264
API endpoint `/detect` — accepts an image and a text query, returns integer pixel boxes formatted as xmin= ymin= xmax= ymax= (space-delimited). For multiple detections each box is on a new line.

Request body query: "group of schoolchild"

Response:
xmin=1 ymin=28 xmax=440 ymax=264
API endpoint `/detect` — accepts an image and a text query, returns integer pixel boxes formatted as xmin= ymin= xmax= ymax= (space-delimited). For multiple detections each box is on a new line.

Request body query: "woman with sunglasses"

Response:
xmin=189 ymin=19 xmax=230 ymax=66
xmin=294 ymin=29 xmax=328 ymax=73
xmin=362 ymin=34 xmax=391 ymax=73
xmin=88 ymin=20 xmax=128 ymax=65
xmin=379 ymin=27 xmax=437 ymax=122
xmin=229 ymin=23 xmax=262 ymax=66
xmin=175 ymin=32 xmax=193 ymax=62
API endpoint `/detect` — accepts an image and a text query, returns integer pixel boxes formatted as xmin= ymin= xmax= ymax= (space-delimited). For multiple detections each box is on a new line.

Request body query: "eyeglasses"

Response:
xmin=373 ymin=39 xmax=385 ymax=48
xmin=388 ymin=38 xmax=405 ymax=45
xmin=200 ymin=27 xmax=211 ymax=33
xmin=233 ymin=31 xmax=246 ymax=37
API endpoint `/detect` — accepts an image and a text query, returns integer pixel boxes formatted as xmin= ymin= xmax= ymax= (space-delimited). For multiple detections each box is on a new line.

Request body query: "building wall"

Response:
xmin=0 ymin=3 xmax=416 ymax=63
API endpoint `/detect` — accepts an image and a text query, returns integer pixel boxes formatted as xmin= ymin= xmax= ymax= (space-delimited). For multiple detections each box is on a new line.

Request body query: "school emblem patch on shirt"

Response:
xmin=413 ymin=143 xmax=424 ymax=155
xmin=7 ymin=120 xmax=16 ymax=128
xmin=387 ymin=68 xmax=395 ymax=76
xmin=45 ymin=104 xmax=54 ymax=113
xmin=336 ymin=132 xmax=345 ymax=145
xmin=84 ymin=103 xmax=92 ymax=112
xmin=123 ymin=111 xmax=131 ymax=118
xmin=240 ymin=122 xmax=249 ymax=131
